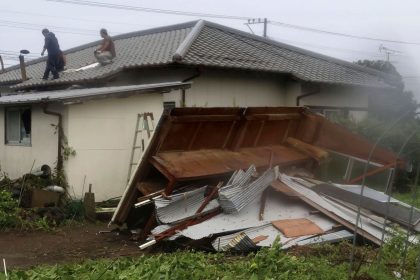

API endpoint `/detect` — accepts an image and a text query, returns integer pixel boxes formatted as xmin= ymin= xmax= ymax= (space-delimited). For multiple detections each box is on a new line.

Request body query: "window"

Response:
xmin=5 ymin=107 xmax=31 ymax=145
xmin=163 ymin=101 xmax=176 ymax=110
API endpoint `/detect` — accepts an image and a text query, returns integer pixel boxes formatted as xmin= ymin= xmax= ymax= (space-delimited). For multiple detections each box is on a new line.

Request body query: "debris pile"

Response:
xmin=135 ymin=165 xmax=418 ymax=251
xmin=111 ymin=107 xmax=418 ymax=252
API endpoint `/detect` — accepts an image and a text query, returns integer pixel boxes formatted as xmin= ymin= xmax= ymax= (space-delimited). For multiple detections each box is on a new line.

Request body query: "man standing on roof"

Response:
xmin=94 ymin=28 xmax=116 ymax=65
xmin=41 ymin=28 xmax=61 ymax=80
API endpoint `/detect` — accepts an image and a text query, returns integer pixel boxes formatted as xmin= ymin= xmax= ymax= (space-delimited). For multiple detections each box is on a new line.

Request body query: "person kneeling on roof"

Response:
xmin=94 ymin=28 xmax=116 ymax=65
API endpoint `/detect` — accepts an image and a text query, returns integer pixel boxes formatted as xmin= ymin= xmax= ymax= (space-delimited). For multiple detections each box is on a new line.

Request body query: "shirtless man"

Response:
xmin=94 ymin=28 xmax=116 ymax=65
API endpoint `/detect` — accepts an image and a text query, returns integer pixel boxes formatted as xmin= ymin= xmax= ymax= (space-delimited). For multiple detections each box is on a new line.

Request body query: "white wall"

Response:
xmin=184 ymin=70 xmax=286 ymax=107
xmin=0 ymin=105 xmax=59 ymax=178
xmin=64 ymin=93 xmax=163 ymax=201
xmin=299 ymin=84 xmax=374 ymax=121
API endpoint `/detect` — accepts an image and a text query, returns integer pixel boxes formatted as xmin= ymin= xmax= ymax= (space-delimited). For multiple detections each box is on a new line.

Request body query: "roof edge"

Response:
xmin=172 ymin=20 xmax=205 ymax=62
xmin=0 ymin=82 xmax=192 ymax=105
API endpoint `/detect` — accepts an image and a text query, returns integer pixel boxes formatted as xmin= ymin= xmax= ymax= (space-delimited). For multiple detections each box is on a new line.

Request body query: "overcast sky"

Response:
xmin=1 ymin=0 xmax=419 ymax=99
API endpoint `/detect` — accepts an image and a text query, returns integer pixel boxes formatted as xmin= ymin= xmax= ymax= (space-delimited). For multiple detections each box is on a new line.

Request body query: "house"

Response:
xmin=0 ymin=20 xmax=399 ymax=201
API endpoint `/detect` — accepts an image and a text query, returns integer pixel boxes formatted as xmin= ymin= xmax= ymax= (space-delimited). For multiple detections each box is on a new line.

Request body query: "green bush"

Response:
xmin=0 ymin=189 xmax=21 ymax=228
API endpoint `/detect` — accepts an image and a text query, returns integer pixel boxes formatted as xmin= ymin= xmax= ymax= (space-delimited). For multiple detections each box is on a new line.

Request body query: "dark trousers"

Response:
xmin=43 ymin=54 xmax=60 ymax=79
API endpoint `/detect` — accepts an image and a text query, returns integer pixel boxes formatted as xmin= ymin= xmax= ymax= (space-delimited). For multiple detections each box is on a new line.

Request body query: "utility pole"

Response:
xmin=379 ymin=44 xmax=401 ymax=62
xmin=246 ymin=18 xmax=268 ymax=38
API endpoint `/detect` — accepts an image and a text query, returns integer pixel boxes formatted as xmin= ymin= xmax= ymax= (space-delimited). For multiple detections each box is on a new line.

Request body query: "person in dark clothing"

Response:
xmin=41 ymin=28 xmax=61 ymax=80
xmin=56 ymin=51 xmax=66 ymax=72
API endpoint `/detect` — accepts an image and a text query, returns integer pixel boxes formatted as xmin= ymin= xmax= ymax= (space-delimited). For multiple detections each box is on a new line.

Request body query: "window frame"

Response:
xmin=4 ymin=106 xmax=32 ymax=146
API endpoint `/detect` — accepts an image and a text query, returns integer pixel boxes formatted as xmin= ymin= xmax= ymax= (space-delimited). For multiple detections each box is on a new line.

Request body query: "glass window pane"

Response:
xmin=6 ymin=109 xmax=20 ymax=143
xmin=20 ymin=108 xmax=31 ymax=143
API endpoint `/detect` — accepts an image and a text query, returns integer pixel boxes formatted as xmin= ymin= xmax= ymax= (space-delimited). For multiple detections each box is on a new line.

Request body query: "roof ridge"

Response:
xmin=172 ymin=20 xmax=205 ymax=62
xmin=200 ymin=20 xmax=398 ymax=85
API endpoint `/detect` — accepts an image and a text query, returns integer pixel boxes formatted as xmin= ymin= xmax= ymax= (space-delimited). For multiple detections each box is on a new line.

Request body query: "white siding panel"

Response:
xmin=65 ymin=93 xmax=163 ymax=201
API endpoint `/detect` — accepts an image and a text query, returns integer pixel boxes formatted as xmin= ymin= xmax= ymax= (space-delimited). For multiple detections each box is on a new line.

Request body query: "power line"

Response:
xmin=0 ymin=19 xmax=100 ymax=36
xmin=0 ymin=8 xmax=153 ymax=28
xmin=269 ymin=37 xmax=400 ymax=59
xmin=47 ymin=0 xmax=249 ymax=20
xmin=46 ymin=0 xmax=420 ymax=46
xmin=269 ymin=21 xmax=420 ymax=46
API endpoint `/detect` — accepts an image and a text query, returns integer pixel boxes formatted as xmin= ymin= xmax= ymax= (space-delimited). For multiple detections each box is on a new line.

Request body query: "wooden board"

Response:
xmin=151 ymin=145 xmax=311 ymax=180
xmin=271 ymin=218 xmax=324 ymax=238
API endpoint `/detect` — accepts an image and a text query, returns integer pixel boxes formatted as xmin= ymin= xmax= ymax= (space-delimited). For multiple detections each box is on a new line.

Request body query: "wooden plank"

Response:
xmin=272 ymin=218 xmax=324 ymax=238
xmin=170 ymin=115 xmax=241 ymax=123
xmin=150 ymin=145 xmax=311 ymax=180
xmin=245 ymin=113 xmax=301 ymax=121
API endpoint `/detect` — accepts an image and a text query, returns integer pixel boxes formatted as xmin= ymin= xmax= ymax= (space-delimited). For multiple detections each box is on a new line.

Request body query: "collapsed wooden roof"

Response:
xmin=112 ymin=107 xmax=399 ymax=226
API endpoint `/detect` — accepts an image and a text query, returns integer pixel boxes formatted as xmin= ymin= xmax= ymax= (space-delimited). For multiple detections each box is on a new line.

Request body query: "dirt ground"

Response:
xmin=0 ymin=223 xmax=144 ymax=269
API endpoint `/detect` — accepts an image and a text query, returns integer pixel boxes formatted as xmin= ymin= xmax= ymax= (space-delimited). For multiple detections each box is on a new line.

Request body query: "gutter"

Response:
xmin=42 ymin=104 xmax=64 ymax=171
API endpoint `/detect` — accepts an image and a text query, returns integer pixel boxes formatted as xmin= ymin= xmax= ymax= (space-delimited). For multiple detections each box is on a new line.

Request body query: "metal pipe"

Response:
xmin=181 ymin=68 xmax=201 ymax=107
xmin=349 ymin=109 xmax=417 ymax=276
xmin=401 ymin=164 xmax=419 ymax=277
xmin=0 ymin=55 xmax=4 ymax=72
xmin=43 ymin=104 xmax=64 ymax=171
xmin=19 ymin=55 xmax=27 ymax=81
xmin=296 ymin=85 xmax=321 ymax=106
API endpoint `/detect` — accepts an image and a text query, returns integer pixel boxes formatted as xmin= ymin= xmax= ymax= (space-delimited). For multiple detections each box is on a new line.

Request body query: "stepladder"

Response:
xmin=127 ymin=112 xmax=155 ymax=182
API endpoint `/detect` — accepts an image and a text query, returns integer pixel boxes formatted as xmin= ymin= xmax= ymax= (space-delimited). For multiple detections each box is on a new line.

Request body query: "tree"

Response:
xmin=356 ymin=60 xmax=417 ymax=121
xmin=343 ymin=60 xmax=420 ymax=192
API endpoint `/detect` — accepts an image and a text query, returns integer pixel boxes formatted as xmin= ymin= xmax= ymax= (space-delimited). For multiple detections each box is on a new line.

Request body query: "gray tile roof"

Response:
xmin=0 ymin=20 xmax=397 ymax=90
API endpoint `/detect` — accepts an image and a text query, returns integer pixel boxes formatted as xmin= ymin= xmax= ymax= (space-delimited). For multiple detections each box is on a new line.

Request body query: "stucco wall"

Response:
xmin=184 ymin=70 xmax=286 ymax=107
xmin=299 ymin=84 xmax=374 ymax=121
xmin=0 ymin=105 xmax=60 ymax=178
xmin=64 ymin=93 xmax=163 ymax=201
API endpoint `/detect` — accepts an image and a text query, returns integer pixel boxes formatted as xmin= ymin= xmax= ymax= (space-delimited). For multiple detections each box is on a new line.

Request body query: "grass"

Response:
xmin=4 ymin=237 xmax=420 ymax=280
xmin=392 ymin=186 xmax=420 ymax=209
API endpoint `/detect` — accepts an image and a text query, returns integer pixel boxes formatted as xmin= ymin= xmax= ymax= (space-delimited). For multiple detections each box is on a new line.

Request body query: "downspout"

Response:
xmin=180 ymin=68 xmax=201 ymax=107
xmin=19 ymin=54 xmax=28 ymax=81
xmin=296 ymin=83 xmax=321 ymax=106
xmin=43 ymin=103 xmax=63 ymax=171
xmin=296 ymin=88 xmax=321 ymax=106
xmin=0 ymin=55 xmax=4 ymax=73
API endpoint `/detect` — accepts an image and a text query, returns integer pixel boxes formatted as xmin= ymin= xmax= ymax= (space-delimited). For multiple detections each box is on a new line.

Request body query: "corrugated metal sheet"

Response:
xmin=222 ymin=232 xmax=258 ymax=252
xmin=0 ymin=82 xmax=190 ymax=105
xmin=168 ymin=191 xmax=336 ymax=240
xmin=219 ymin=167 xmax=276 ymax=213
xmin=282 ymin=230 xmax=353 ymax=249
xmin=154 ymin=186 xmax=219 ymax=224
xmin=313 ymin=183 xmax=420 ymax=229
xmin=279 ymin=174 xmax=393 ymax=244
xmin=211 ymin=224 xmax=352 ymax=251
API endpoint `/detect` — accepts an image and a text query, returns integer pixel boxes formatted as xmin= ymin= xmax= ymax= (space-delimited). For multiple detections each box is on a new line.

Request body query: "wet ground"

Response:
xmin=0 ymin=223 xmax=144 ymax=269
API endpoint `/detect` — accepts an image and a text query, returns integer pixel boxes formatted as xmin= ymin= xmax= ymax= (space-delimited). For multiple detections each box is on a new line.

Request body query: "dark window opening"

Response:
xmin=163 ymin=101 xmax=176 ymax=110
xmin=5 ymin=107 xmax=31 ymax=145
